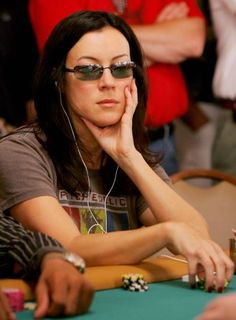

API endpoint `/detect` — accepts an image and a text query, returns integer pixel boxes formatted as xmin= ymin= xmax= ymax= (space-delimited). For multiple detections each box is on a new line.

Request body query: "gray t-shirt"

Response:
xmin=0 ymin=130 xmax=170 ymax=234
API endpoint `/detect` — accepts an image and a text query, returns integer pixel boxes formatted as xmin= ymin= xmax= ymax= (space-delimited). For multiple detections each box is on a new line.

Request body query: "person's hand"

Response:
xmin=82 ymin=79 xmax=138 ymax=164
xmin=166 ymin=222 xmax=234 ymax=291
xmin=195 ymin=293 xmax=236 ymax=320
xmin=34 ymin=254 xmax=94 ymax=318
xmin=0 ymin=290 xmax=16 ymax=320
xmin=156 ymin=2 xmax=189 ymax=22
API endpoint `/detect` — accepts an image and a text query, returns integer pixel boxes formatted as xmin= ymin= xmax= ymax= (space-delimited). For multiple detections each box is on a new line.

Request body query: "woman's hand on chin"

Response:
xmin=81 ymin=79 xmax=138 ymax=162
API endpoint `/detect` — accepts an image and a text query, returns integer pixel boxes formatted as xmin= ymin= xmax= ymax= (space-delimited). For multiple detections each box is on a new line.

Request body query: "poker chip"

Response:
xmin=182 ymin=274 xmax=229 ymax=292
xmin=122 ymin=273 xmax=148 ymax=292
xmin=24 ymin=302 xmax=36 ymax=311
xmin=2 ymin=288 xmax=24 ymax=312
xmin=197 ymin=279 xmax=229 ymax=291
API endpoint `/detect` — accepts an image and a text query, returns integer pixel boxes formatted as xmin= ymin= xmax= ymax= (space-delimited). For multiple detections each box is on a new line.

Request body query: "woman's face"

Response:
xmin=64 ymin=26 xmax=133 ymax=128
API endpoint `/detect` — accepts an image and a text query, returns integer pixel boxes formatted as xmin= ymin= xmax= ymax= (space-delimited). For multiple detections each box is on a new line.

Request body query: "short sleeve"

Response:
xmin=0 ymin=131 xmax=57 ymax=212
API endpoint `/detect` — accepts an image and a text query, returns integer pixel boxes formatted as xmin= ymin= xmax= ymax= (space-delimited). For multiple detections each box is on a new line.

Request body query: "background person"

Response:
xmin=0 ymin=0 xmax=38 ymax=135
xmin=0 ymin=214 xmax=94 ymax=319
xmin=209 ymin=0 xmax=236 ymax=177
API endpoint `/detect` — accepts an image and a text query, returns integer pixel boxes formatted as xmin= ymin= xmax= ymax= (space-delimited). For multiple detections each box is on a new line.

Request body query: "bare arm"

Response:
xmin=134 ymin=18 xmax=205 ymax=64
xmin=133 ymin=2 xmax=206 ymax=64
xmin=10 ymin=197 xmax=80 ymax=247
xmin=124 ymin=152 xmax=210 ymax=238
xmin=9 ymin=196 xmax=174 ymax=265
xmin=10 ymin=194 xmax=232 ymax=294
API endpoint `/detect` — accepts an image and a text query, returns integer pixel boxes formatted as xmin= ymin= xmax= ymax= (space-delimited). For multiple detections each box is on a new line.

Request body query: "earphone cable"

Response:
xmin=59 ymin=90 xmax=118 ymax=233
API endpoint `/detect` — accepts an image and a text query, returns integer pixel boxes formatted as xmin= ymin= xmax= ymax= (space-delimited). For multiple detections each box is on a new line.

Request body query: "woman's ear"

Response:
xmin=52 ymin=68 xmax=65 ymax=93
xmin=52 ymin=68 xmax=61 ymax=89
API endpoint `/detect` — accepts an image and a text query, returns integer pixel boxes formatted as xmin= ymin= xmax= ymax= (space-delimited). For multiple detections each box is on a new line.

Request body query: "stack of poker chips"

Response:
xmin=122 ymin=273 xmax=148 ymax=292
xmin=197 ymin=279 xmax=229 ymax=291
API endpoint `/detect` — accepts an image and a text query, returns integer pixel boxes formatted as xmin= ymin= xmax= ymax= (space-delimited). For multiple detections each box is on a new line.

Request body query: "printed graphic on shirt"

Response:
xmin=59 ymin=190 xmax=129 ymax=234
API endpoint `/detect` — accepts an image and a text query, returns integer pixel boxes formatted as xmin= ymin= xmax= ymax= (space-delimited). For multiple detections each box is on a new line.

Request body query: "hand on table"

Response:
xmin=34 ymin=254 xmax=94 ymax=318
xmin=166 ymin=222 xmax=234 ymax=292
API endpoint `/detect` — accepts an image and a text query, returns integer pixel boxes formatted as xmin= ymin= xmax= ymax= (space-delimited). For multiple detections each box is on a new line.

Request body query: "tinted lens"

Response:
xmin=74 ymin=64 xmax=102 ymax=80
xmin=111 ymin=62 xmax=135 ymax=78
xmin=71 ymin=62 xmax=136 ymax=80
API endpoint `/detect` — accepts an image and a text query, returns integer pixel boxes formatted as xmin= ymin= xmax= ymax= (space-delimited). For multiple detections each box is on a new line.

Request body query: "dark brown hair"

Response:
xmin=33 ymin=10 xmax=157 ymax=195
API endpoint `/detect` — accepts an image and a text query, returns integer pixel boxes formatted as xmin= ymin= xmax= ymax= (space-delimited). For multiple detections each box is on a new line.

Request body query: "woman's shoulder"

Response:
xmin=0 ymin=126 xmax=57 ymax=190
xmin=0 ymin=126 xmax=43 ymax=151
xmin=0 ymin=125 xmax=50 ymax=167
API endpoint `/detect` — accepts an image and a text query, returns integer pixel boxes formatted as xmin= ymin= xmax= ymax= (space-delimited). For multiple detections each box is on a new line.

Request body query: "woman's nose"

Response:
xmin=98 ymin=68 xmax=116 ymax=88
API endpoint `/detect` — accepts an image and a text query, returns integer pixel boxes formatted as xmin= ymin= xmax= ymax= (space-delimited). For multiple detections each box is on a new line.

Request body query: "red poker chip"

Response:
xmin=2 ymin=288 xmax=24 ymax=311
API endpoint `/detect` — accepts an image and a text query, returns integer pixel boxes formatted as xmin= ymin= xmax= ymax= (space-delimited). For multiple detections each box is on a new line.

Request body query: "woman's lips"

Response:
xmin=97 ymin=99 xmax=118 ymax=107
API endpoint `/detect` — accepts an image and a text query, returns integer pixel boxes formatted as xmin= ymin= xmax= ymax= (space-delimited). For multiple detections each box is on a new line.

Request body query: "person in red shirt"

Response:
xmin=29 ymin=0 xmax=206 ymax=174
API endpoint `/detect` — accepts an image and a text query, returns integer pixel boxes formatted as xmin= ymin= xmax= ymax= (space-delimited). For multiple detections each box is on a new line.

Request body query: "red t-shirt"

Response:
xmin=29 ymin=0 xmax=204 ymax=126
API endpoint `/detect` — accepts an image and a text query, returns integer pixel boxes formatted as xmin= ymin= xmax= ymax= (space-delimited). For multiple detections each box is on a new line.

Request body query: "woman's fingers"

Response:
xmin=170 ymin=223 xmax=234 ymax=291
xmin=187 ymin=241 xmax=234 ymax=292
xmin=124 ymin=79 xmax=137 ymax=117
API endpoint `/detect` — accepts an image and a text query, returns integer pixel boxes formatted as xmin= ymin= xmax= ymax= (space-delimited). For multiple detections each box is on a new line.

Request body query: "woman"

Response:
xmin=0 ymin=11 xmax=233 ymax=292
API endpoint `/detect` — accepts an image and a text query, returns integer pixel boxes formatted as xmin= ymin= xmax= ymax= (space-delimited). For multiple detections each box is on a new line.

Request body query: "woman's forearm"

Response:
xmin=116 ymin=150 xmax=210 ymax=239
xmin=67 ymin=223 xmax=169 ymax=266
xmin=132 ymin=17 xmax=205 ymax=63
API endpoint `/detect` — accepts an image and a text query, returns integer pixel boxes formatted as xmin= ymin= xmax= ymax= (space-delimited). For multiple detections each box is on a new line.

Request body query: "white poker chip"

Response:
xmin=122 ymin=273 xmax=148 ymax=292
xmin=24 ymin=302 xmax=36 ymax=311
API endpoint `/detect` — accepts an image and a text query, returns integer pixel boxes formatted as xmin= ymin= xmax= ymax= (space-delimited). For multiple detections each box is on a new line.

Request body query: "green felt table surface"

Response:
xmin=16 ymin=276 xmax=236 ymax=320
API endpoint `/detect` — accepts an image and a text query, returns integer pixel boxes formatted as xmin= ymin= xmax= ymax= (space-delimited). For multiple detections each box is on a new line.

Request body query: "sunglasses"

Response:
xmin=64 ymin=61 xmax=136 ymax=81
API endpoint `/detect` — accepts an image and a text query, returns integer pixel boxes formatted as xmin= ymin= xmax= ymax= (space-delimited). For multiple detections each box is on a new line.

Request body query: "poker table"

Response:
xmin=1 ymin=255 xmax=235 ymax=320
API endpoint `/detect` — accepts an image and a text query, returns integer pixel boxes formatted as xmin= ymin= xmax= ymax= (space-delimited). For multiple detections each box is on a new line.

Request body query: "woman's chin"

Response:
xmin=94 ymin=116 xmax=121 ymax=128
